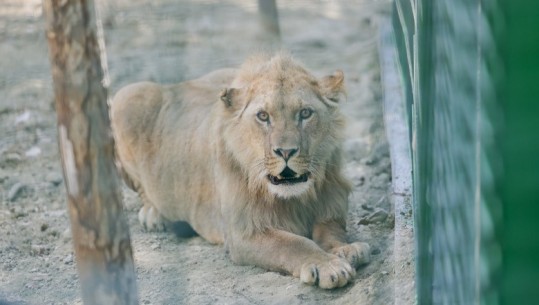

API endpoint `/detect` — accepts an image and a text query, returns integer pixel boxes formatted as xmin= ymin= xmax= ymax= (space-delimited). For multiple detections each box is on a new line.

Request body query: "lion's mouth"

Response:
xmin=268 ymin=167 xmax=309 ymax=185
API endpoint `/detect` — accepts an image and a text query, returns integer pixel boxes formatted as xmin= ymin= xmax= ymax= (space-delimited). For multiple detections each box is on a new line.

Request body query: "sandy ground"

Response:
xmin=0 ymin=0 xmax=394 ymax=304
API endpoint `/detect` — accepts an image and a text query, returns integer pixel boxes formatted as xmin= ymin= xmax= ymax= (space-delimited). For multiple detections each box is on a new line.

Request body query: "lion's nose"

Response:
xmin=273 ymin=147 xmax=298 ymax=161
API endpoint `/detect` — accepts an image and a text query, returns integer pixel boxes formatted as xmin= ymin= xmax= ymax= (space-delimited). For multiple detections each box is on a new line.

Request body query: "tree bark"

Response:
xmin=43 ymin=1 xmax=138 ymax=304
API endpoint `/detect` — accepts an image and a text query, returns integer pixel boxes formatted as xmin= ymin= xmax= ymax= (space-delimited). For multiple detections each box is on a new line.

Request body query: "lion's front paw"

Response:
xmin=299 ymin=256 xmax=356 ymax=289
xmin=331 ymin=242 xmax=371 ymax=268
xmin=138 ymin=205 xmax=167 ymax=232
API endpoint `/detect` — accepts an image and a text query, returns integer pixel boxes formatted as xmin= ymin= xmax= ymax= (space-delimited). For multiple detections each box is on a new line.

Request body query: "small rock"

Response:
xmin=381 ymin=271 xmax=389 ymax=276
xmin=358 ymin=218 xmax=369 ymax=225
xmin=361 ymin=203 xmax=374 ymax=211
xmin=48 ymin=230 xmax=60 ymax=238
xmin=41 ymin=223 xmax=49 ymax=232
xmin=8 ymin=182 xmax=26 ymax=202
xmin=369 ymin=209 xmax=389 ymax=222
xmin=4 ymin=152 xmax=22 ymax=163
xmin=376 ymin=173 xmax=390 ymax=184
xmin=362 ymin=157 xmax=376 ymax=166
xmin=64 ymin=253 xmax=73 ymax=264
xmin=358 ymin=208 xmax=389 ymax=225
xmin=46 ymin=172 xmax=63 ymax=186
xmin=371 ymin=248 xmax=381 ymax=255
xmin=25 ymin=146 xmax=41 ymax=158
xmin=354 ymin=176 xmax=365 ymax=187
xmin=31 ymin=245 xmax=50 ymax=256
xmin=15 ymin=110 xmax=31 ymax=124
xmin=62 ymin=227 xmax=72 ymax=243
xmin=14 ymin=210 xmax=28 ymax=219
xmin=150 ymin=243 xmax=160 ymax=250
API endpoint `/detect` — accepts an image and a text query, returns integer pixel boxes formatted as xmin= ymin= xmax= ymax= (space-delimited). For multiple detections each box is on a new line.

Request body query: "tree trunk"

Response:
xmin=43 ymin=1 xmax=138 ymax=304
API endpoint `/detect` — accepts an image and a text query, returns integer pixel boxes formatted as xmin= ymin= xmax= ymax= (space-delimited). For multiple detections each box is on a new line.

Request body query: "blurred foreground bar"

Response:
xmin=391 ymin=0 xmax=539 ymax=303
xmin=501 ymin=1 xmax=539 ymax=303
xmin=43 ymin=0 xmax=139 ymax=304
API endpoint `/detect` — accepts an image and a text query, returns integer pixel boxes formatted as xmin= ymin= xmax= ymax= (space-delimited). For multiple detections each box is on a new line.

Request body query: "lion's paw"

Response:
xmin=138 ymin=205 xmax=167 ymax=232
xmin=331 ymin=242 xmax=371 ymax=268
xmin=299 ymin=256 xmax=356 ymax=289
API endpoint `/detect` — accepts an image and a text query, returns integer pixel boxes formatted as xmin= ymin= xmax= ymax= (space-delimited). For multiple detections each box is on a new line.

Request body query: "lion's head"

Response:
xmin=219 ymin=54 xmax=347 ymax=199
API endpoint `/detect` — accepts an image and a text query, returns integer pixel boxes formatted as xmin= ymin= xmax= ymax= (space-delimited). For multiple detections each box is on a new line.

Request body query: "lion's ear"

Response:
xmin=220 ymin=88 xmax=239 ymax=108
xmin=320 ymin=70 xmax=346 ymax=104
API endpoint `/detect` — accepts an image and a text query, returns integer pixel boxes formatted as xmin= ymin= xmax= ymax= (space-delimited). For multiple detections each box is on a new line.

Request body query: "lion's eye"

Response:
xmin=299 ymin=108 xmax=313 ymax=120
xmin=257 ymin=111 xmax=270 ymax=122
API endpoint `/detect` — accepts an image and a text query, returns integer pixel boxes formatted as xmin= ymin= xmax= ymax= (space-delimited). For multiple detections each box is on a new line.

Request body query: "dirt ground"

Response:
xmin=0 ymin=0 xmax=394 ymax=304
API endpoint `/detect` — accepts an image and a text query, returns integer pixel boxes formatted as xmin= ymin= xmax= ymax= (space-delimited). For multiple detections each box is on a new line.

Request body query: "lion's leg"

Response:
xmin=137 ymin=188 xmax=168 ymax=232
xmin=228 ymin=229 xmax=355 ymax=289
xmin=313 ymin=221 xmax=371 ymax=268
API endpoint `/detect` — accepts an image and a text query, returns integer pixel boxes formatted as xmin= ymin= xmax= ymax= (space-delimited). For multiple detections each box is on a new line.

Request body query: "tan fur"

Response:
xmin=111 ymin=53 xmax=370 ymax=289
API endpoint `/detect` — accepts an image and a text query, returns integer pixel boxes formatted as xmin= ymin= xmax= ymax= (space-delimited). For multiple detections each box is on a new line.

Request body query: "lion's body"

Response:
xmin=112 ymin=69 xmax=236 ymax=243
xmin=111 ymin=54 xmax=370 ymax=289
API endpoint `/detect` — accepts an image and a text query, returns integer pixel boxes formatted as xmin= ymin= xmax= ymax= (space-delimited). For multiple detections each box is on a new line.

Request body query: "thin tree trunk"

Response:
xmin=43 ymin=1 xmax=138 ymax=304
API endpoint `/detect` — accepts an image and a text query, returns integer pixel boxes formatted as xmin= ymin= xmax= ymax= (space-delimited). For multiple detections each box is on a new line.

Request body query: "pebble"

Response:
xmin=8 ymin=182 xmax=26 ymax=202
xmin=4 ymin=152 xmax=22 ymax=163
xmin=361 ymin=203 xmax=374 ymax=211
xmin=63 ymin=253 xmax=73 ymax=264
xmin=46 ymin=172 xmax=63 ymax=186
xmin=376 ymin=173 xmax=390 ymax=184
xmin=31 ymin=244 xmax=50 ymax=256
xmin=358 ymin=208 xmax=389 ymax=225
xmin=15 ymin=110 xmax=31 ymax=124
xmin=362 ymin=157 xmax=376 ymax=166
xmin=62 ymin=227 xmax=72 ymax=243
xmin=41 ymin=223 xmax=49 ymax=232
xmin=354 ymin=176 xmax=365 ymax=187
xmin=25 ymin=146 xmax=41 ymax=158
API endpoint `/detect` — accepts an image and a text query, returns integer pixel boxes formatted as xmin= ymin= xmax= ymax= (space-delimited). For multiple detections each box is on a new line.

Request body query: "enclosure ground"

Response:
xmin=0 ymin=1 xmax=396 ymax=304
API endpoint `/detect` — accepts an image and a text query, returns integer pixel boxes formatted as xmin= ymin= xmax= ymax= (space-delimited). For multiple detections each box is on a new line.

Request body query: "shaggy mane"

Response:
xmin=232 ymin=52 xmax=314 ymax=88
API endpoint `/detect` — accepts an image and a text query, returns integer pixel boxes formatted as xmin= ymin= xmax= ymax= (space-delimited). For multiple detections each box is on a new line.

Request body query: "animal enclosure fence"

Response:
xmin=393 ymin=0 xmax=539 ymax=304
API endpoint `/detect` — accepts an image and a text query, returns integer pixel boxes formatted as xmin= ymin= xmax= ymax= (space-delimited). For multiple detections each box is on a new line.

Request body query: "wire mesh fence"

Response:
xmin=393 ymin=0 xmax=504 ymax=304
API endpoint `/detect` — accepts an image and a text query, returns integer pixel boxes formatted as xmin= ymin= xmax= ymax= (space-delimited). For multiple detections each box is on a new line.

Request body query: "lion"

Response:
xmin=110 ymin=53 xmax=370 ymax=289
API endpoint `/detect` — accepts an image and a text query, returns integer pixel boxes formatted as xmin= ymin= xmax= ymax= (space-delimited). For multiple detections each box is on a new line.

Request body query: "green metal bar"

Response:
xmin=502 ymin=0 xmax=539 ymax=303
